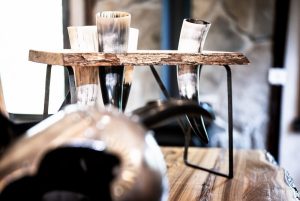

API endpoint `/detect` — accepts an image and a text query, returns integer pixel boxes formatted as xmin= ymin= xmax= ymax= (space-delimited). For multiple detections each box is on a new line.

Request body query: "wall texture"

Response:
xmin=91 ymin=0 xmax=275 ymax=149
xmin=192 ymin=0 xmax=274 ymax=149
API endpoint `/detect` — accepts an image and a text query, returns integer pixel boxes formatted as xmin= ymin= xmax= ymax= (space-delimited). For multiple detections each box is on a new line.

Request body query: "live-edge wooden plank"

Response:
xmin=29 ymin=49 xmax=250 ymax=66
xmin=29 ymin=50 xmax=65 ymax=66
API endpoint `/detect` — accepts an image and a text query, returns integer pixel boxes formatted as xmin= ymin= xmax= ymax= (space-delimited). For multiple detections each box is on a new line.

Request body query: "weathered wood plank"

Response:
xmin=29 ymin=49 xmax=250 ymax=66
xmin=161 ymin=147 xmax=298 ymax=201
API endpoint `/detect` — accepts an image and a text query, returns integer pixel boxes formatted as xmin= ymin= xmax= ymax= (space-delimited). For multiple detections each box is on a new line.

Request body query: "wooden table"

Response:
xmin=161 ymin=147 xmax=299 ymax=201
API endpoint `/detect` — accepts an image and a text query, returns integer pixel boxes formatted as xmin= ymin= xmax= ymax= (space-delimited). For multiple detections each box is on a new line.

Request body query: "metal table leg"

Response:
xmin=149 ymin=65 xmax=190 ymax=134
xmin=224 ymin=65 xmax=234 ymax=178
xmin=53 ymin=66 xmax=77 ymax=112
xmin=149 ymin=64 xmax=234 ymax=179
xmin=66 ymin=66 xmax=77 ymax=104
xmin=43 ymin=64 xmax=52 ymax=119
xmin=183 ymin=64 xmax=233 ymax=178
xmin=149 ymin=65 xmax=170 ymax=99
xmin=55 ymin=66 xmax=77 ymax=111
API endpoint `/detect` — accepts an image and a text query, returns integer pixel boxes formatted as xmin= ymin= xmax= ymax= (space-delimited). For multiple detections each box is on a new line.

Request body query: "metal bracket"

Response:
xmin=149 ymin=64 xmax=234 ymax=179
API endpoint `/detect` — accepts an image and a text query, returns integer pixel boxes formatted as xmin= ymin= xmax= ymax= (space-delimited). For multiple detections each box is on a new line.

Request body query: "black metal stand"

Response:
xmin=149 ymin=64 xmax=234 ymax=179
xmin=43 ymin=65 xmax=77 ymax=118
xmin=43 ymin=64 xmax=52 ymax=119
xmin=42 ymin=63 xmax=234 ymax=179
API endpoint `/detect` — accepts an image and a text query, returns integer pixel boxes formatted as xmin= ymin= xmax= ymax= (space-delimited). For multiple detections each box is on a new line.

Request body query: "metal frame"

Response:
xmin=43 ymin=64 xmax=52 ymax=119
xmin=42 ymin=65 xmax=76 ymax=118
xmin=65 ymin=66 xmax=77 ymax=104
xmin=42 ymin=63 xmax=234 ymax=178
xmin=149 ymin=64 xmax=234 ymax=179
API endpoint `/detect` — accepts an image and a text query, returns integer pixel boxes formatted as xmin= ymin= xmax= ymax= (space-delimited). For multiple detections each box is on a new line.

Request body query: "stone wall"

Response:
xmin=192 ymin=0 xmax=274 ymax=148
xmin=91 ymin=0 xmax=275 ymax=149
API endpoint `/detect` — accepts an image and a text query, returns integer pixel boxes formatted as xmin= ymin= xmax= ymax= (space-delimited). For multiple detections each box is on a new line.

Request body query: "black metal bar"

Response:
xmin=224 ymin=65 xmax=233 ymax=179
xmin=149 ymin=65 xmax=189 ymax=134
xmin=181 ymin=65 xmax=234 ymax=179
xmin=185 ymin=160 xmax=230 ymax=178
xmin=150 ymin=64 xmax=207 ymax=137
xmin=183 ymin=124 xmax=230 ymax=178
xmin=183 ymin=125 xmax=192 ymax=160
xmin=150 ymin=63 xmax=234 ymax=178
xmin=197 ymin=65 xmax=203 ymax=87
xmin=150 ymin=65 xmax=171 ymax=99
xmin=65 ymin=66 xmax=77 ymax=104
xmin=43 ymin=64 xmax=52 ymax=119
xmin=58 ymin=91 xmax=71 ymax=111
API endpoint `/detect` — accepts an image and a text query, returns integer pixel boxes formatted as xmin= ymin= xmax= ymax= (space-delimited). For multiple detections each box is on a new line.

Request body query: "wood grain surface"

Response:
xmin=29 ymin=50 xmax=250 ymax=67
xmin=161 ymin=147 xmax=297 ymax=201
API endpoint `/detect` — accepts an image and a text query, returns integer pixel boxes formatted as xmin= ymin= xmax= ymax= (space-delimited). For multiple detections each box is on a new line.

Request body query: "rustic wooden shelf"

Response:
xmin=29 ymin=49 xmax=250 ymax=66
xmin=161 ymin=147 xmax=298 ymax=201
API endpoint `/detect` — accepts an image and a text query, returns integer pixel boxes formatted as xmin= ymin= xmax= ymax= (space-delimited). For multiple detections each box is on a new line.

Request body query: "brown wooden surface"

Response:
xmin=161 ymin=147 xmax=297 ymax=201
xmin=29 ymin=49 xmax=250 ymax=67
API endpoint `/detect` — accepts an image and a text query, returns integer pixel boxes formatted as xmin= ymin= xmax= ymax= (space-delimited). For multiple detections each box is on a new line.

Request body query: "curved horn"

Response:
xmin=67 ymin=25 xmax=100 ymax=106
xmin=131 ymin=99 xmax=215 ymax=129
xmin=122 ymin=28 xmax=139 ymax=111
xmin=96 ymin=11 xmax=131 ymax=110
xmin=177 ymin=19 xmax=211 ymax=143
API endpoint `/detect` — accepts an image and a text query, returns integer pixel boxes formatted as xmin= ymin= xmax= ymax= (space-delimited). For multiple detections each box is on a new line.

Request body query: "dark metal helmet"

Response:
xmin=0 ymin=105 xmax=168 ymax=201
xmin=0 ymin=100 xmax=213 ymax=201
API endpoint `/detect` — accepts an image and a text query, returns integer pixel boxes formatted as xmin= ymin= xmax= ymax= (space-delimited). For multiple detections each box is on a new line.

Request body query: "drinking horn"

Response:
xmin=96 ymin=11 xmax=131 ymax=110
xmin=67 ymin=25 xmax=100 ymax=106
xmin=177 ymin=19 xmax=211 ymax=144
xmin=0 ymin=99 xmax=213 ymax=201
xmin=122 ymin=28 xmax=139 ymax=111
